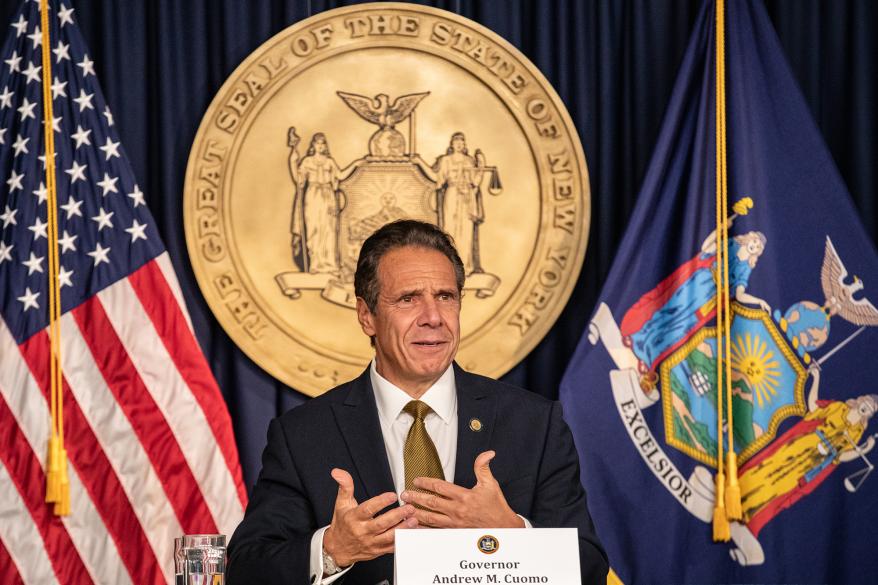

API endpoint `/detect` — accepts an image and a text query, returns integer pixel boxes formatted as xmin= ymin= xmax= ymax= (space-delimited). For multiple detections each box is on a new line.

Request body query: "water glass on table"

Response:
xmin=175 ymin=534 xmax=227 ymax=584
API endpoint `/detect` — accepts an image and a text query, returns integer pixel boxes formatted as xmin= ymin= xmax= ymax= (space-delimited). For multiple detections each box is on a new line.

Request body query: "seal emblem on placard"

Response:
xmin=477 ymin=535 xmax=499 ymax=555
xmin=183 ymin=3 xmax=590 ymax=396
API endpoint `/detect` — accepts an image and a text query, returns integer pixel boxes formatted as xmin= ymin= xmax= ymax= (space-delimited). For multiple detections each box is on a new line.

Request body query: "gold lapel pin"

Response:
xmin=469 ymin=418 xmax=483 ymax=432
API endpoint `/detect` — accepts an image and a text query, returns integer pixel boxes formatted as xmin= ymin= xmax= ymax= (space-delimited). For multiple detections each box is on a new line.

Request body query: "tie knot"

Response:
xmin=403 ymin=400 xmax=432 ymax=421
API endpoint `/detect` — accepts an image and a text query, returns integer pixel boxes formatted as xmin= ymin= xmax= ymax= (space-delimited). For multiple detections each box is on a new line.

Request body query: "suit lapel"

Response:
xmin=452 ymin=365 xmax=497 ymax=489
xmin=331 ymin=369 xmax=396 ymax=500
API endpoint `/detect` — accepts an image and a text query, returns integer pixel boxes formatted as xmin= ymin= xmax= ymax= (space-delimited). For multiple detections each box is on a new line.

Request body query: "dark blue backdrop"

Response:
xmin=0 ymin=0 xmax=873 ymax=491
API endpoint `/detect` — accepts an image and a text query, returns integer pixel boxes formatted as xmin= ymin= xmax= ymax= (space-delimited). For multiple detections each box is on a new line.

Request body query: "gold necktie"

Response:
xmin=403 ymin=400 xmax=445 ymax=492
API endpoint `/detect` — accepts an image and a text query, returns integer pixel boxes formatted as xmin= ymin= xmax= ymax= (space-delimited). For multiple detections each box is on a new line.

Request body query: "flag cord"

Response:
xmin=718 ymin=0 xmax=742 ymax=523
xmin=40 ymin=0 xmax=69 ymax=516
xmin=712 ymin=0 xmax=731 ymax=542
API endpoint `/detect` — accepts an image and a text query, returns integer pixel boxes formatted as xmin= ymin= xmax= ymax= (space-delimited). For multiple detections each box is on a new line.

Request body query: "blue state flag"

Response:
xmin=560 ymin=1 xmax=878 ymax=583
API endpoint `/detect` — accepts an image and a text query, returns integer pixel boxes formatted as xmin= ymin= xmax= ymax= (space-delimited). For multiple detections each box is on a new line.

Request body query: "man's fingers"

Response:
xmin=369 ymin=504 xmax=416 ymax=533
xmin=409 ymin=477 xmax=467 ymax=499
xmin=370 ymin=540 xmax=397 ymax=557
xmin=371 ymin=515 xmax=418 ymax=546
xmin=473 ymin=450 xmax=496 ymax=484
xmin=357 ymin=491 xmax=399 ymax=519
xmin=412 ymin=507 xmax=452 ymax=528
xmin=331 ymin=468 xmax=356 ymax=509
xmin=400 ymin=489 xmax=453 ymax=516
xmin=362 ymin=514 xmax=418 ymax=559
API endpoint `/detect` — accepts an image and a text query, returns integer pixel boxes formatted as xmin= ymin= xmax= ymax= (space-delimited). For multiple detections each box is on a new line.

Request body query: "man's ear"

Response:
xmin=356 ymin=297 xmax=376 ymax=337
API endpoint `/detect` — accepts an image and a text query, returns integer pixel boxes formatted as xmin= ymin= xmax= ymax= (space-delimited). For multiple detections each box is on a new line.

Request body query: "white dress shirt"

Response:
xmin=309 ymin=362 xmax=458 ymax=584
xmin=372 ymin=361 xmax=459 ymax=494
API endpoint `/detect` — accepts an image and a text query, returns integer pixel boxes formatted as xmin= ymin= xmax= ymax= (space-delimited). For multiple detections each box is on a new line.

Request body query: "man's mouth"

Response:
xmin=413 ymin=340 xmax=446 ymax=347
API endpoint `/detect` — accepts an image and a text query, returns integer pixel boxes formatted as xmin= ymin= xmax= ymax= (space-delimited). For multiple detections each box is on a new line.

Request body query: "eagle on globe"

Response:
xmin=779 ymin=236 xmax=878 ymax=353
xmin=336 ymin=90 xmax=430 ymax=158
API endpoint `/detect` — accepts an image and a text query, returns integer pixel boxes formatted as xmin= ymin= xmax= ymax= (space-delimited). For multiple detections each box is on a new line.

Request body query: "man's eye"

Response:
xmin=401 ymin=295 xmax=413 ymax=303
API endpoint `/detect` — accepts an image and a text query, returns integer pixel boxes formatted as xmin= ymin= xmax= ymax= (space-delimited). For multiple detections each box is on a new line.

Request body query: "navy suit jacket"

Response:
xmin=227 ymin=366 xmax=608 ymax=584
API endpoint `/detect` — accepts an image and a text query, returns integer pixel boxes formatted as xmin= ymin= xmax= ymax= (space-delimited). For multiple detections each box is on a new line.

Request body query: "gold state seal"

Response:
xmin=183 ymin=2 xmax=590 ymax=396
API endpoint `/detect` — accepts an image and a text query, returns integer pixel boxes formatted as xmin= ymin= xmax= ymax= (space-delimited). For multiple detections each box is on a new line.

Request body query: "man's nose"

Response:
xmin=418 ymin=298 xmax=442 ymax=327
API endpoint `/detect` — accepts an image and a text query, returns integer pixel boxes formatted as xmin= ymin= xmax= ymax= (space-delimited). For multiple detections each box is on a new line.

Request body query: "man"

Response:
xmin=227 ymin=220 xmax=607 ymax=584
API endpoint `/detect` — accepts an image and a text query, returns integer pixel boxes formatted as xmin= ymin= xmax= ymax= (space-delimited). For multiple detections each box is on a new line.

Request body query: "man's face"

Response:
xmin=356 ymin=246 xmax=461 ymax=397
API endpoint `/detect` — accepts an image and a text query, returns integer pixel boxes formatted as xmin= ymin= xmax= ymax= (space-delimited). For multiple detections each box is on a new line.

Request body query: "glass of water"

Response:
xmin=180 ymin=534 xmax=227 ymax=585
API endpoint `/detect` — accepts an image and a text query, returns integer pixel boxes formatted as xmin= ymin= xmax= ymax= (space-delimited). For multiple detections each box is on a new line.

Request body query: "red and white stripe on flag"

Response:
xmin=0 ymin=254 xmax=247 ymax=584
xmin=0 ymin=0 xmax=248 ymax=581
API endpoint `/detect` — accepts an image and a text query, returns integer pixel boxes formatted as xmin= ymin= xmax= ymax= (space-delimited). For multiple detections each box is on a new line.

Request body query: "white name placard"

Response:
xmin=395 ymin=528 xmax=580 ymax=584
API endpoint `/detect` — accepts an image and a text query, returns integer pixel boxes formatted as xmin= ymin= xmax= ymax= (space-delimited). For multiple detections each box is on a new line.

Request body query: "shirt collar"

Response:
xmin=370 ymin=361 xmax=457 ymax=425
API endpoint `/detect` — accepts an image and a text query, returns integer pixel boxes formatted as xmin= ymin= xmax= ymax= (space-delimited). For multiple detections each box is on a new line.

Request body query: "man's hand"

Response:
xmin=323 ymin=469 xmax=418 ymax=567
xmin=400 ymin=451 xmax=524 ymax=529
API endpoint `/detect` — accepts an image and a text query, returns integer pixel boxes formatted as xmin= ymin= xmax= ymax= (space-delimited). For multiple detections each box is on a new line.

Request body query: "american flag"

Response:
xmin=0 ymin=2 xmax=246 ymax=583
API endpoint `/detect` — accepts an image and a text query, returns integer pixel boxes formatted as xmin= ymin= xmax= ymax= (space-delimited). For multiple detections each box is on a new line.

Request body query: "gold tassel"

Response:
xmin=53 ymin=448 xmax=71 ymax=516
xmin=724 ymin=452 xmax=742 ymax=520
xmin=45 ymin=436 xmax=60 ymax=503
xmin=712 ymin=472 xmax=730 ymax=542
xmin=713 ymin=505 xmax=731 ymax=542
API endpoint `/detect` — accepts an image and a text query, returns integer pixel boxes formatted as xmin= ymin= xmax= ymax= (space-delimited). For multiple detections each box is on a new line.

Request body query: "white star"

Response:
xmin=0 ymin=205 xmax=17 ymax=227
xmin=71 ymin=124 xmax=91 ymax=149
xmin=12 ymin=134 xmax=29 ymax=156
xmin=97 ymin=173 xmax=118 ymax=196
xmin=27 ymin=25 xmax=42 ymax=49
xmin=128 ymin=185 xmax=145 ymax=207
xmin=44 ymin=114 xmax=62 ymax=133
xmin=17 ymin=287 xmax=40 ymax=311
xmin=125 ymin=219 xmax=148 ymax=242
xmin=103 ymin=106 xmax=114 ymax=126
xmin=0 ymin=128 xmax=5 ymax=144
xmin=11 ymin=15 xmax=27 ymax=37
xmin=4 ymin=50 xmax=21 ymax=73
xmin=77 ymin=54 xmax=94 ymax=77
xmin=73 ymin=89 xmax=94 ymax=112
xmin=99 ymin=137 xmax=120 ymax=160
xmin=0 ymin=86 xmax=12 ymax=108
xmin=0 ymin=241 xmax=12 ymax=264
xmin=22 ymin=251 xmax=44 ymax=275
xmin=18 ymin=97 xmax=36 ymax=121
xmin=28 ymin=216 xmax=48 ymax=240
xmin=88 ymin=242 xmax=110 ymax=266
xmin=38 ymin=151 xmax=57 ymax=169
xmin=91 ymin=207 xmax=114 ymax=231
xmin=51 ymin=76 xmax=66 ymax=99
xmin=22 ymin=60 xmax=41 ymax=84
xmin=65 ymin=160 xmax=87 ymax=183
xmin=58 ymin=4 xmax=75 ymax=27
xmin=60 ymin=196 xmax=83 ymax=219
xmin=52 ymin=40 xmax=70 ymax=62
xmin=6 ymin=169 xmax=24 ymax=192
xmin=58 ymin=229 xmax=77 ymax=253
xmin=32 ymin=181 xmax=48 ymax=204
xmin=58 ymin=266 xmax=74 ymax=288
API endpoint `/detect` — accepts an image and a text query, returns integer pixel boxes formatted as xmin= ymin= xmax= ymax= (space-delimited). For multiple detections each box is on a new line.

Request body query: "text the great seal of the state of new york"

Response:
xmin=183 ymin=2 xmax=590 ymax=396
